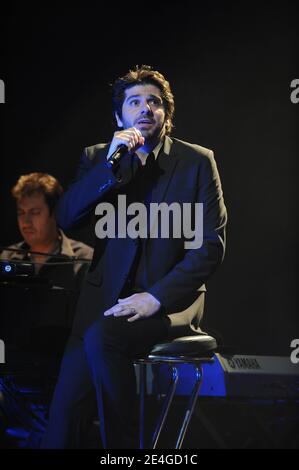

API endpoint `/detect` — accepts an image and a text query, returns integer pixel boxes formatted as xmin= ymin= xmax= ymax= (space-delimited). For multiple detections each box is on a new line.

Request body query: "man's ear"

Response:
xmin=115 ymin=112 xmax=123 ymax=128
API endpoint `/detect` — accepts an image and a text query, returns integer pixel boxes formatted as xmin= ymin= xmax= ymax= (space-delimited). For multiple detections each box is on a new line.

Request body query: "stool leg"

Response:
xmin=151 ymin=365 xmax=179 ymax=449
xmin=175 ymin=365 xmax=203 ymax=449
xmin=139 ymin=363 xmax=147 ymax=449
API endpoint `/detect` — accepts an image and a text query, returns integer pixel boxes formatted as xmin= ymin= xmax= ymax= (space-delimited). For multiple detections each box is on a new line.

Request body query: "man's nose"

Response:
xmin=140 ymin=102 xmax=153 ymax=115
xmin=22 ymin=214 xmax=33 ymax=225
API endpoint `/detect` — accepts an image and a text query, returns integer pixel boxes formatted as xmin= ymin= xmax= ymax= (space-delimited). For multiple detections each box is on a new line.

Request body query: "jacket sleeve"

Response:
xmin=148 ymin=151 xmax=227 ymax=313
xmin=56 ymin=148 xmax=118 ymax=230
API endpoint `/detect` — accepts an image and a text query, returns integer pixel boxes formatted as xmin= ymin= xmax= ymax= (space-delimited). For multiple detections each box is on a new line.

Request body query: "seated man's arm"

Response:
xmin=56 ymin=147 xmax=118 ymax=230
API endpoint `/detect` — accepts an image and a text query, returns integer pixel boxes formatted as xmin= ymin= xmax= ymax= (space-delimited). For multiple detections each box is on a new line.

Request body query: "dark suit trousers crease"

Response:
xmin=41 ymin=313 xmax=170 ymax=449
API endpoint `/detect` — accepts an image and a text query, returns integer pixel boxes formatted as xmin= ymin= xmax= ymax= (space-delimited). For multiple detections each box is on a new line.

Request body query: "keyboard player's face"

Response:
xmin=16 ymin=192 xmax=57 ymax=249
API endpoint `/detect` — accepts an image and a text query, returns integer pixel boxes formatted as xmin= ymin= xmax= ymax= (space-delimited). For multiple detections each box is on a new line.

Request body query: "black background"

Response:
xmin=1 ymin=2 xmax=298 ymax=355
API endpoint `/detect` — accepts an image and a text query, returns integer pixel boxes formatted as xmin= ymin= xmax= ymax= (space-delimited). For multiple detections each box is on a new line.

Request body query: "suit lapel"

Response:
xmin=147 ymin=136 xmax=179 ymax=236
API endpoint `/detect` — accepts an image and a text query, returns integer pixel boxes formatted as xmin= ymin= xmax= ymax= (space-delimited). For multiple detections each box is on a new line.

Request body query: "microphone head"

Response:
xmin=106 ymin=144 xmax=129 ymax=169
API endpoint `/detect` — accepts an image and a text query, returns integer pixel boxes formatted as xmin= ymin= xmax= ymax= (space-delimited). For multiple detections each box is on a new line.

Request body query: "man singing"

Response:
xmin=42 ymin=65 xmax=227 ymax=448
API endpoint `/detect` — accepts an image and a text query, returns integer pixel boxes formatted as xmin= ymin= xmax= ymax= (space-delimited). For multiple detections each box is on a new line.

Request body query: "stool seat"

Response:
xmin=148 ymin=334 xmax=217 ymax=357
xmin=134 ymin=334 xmax=217 ymax=449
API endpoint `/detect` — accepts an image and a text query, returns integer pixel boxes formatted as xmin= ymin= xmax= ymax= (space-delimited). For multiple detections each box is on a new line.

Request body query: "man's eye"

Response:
xmin=130 ymin=100 xmax=140 ymax=106
xmin=149 ymin=98 xmax=161 ymax=106
xmin=31 ymin=211 xmax=41 ymax=215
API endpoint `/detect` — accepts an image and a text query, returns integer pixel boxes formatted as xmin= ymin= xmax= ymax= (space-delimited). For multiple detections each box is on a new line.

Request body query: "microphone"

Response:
xmin=106 ymin=144 xmax=129 ymax=169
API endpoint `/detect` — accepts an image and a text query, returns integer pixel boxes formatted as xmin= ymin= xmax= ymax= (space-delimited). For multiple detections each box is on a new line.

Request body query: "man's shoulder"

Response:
xmin=65 ymin=237 xmax=94 ymax=260
xmin=84 ymin=143 xmax=109 ymax=162
xmin=0 ymin=241 xmax=25 ymax=260
xmin=3 ymin=241 xmax=24 ymax=250
xmin=83 ymin=138 xmax=215 ymax=165
xmin=171 ymin=137 xmax=214 ymax=162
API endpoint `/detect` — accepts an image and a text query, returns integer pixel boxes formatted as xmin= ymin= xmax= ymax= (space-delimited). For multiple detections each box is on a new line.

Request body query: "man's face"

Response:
xmin=116 ymin=84 xmax=167 ymax=142
xmin=16 ymin=192 xmax=57 ymax=248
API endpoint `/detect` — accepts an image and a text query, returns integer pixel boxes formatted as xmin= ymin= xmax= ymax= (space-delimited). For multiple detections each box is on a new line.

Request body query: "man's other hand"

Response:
xmin=103 ymin=292 xmax=161 ymax=322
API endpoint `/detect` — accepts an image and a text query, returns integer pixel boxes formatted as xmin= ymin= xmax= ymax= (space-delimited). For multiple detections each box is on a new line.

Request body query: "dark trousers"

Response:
xmin=41 ymin=313 xmax=170 ymax=449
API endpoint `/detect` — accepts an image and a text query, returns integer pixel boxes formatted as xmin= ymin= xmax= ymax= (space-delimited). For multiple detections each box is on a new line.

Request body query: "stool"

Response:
xmin=135 ymin=334 xmax=217 ymax=449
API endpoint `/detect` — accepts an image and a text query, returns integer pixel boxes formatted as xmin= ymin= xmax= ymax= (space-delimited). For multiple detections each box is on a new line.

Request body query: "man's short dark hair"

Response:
xmin=111 ymin=65 xmax=175 ymax=135
xmin=12 ymin=172 xmax=63 ymax=215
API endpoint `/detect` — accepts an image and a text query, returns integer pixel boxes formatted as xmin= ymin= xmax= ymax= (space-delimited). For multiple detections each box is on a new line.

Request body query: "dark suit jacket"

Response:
xmin=56 ymin=136 xmax=227 ymax=337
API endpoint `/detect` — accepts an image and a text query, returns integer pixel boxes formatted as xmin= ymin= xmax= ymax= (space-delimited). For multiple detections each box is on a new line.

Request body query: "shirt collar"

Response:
xmin=151 ymin=139 xmax=164 ymax=160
